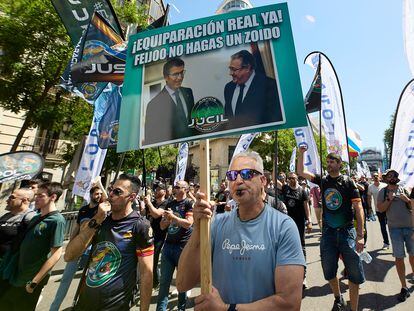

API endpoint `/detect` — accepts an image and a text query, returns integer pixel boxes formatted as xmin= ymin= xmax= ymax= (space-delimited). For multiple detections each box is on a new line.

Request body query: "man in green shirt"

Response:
xmin=0 ymin=182 xmax=66 ymax=311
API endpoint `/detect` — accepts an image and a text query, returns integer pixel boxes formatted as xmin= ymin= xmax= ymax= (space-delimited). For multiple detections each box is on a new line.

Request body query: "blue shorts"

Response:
xmin=320 ymin=225 xmax=365 ymax=284
xmin=389 ymin=227 xmax=414 ymax=258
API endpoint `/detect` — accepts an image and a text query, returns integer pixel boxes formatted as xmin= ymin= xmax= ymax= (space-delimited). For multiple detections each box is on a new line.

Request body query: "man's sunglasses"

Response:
xmin=108 ymin=187 xmax=128 ymax=196
xmin=226 ymin=169 xmax=262 ymax=181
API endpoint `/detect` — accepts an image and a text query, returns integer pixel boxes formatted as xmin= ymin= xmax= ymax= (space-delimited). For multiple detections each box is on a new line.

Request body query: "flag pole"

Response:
xmin=199 ymin=139 xmax=212 ymax=294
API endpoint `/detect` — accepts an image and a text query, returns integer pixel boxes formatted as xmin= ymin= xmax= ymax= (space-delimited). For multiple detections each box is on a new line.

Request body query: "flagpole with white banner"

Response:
xmin=232 ymin=133 xmax=258 ymax=158
xmin=403 ymin=0 xmax=414 ymax=76
xmin=390 ymin=79 xmax=414 ymax=188
xmin=305 ymin=52 xmax=350 ymax=169
xmin=174 ymin=143 xmax=189 ymax=184
xmin=289 ymin=147 xmax=297 ymax=172
xmin=73 ymin=119 xmax=107 ymax=202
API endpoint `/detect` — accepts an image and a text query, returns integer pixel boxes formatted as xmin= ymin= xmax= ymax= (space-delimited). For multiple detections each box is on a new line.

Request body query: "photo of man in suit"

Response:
xmin=144 ymin=58 xmax=194 ymax=146
xmin=224 ymin=49 xmax=283 ymax=129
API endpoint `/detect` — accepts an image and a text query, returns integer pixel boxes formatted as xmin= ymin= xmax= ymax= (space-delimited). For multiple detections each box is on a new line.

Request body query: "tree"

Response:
xmin=383 ymin=113 xmax=395 ymax=165
xmin=0 ymin=0 xmax=84 ymax=151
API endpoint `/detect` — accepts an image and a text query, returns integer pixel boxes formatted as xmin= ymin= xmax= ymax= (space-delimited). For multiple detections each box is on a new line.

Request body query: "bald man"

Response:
xmin=0 ymin=188 xmax=36 ymax=258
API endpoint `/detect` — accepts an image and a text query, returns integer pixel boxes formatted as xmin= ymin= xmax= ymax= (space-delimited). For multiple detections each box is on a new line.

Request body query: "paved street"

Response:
xmin=36 ymin=215 xmax=414 ymax=311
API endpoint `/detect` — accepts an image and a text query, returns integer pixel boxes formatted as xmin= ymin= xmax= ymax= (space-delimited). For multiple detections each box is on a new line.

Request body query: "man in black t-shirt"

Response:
xmin=157 ymin=180 xmax=193 ymax=311
xmin=277 ymin=172 xmax=312 ymax=286
xmin=65 ymin=174 xmax=154 ymax=311
xmin=0 ymin=189 xmax=35 ymax=258
xmin=215 ymin=181 xmax=229 ymax=214
xmin=298 ymin=146 xmax=365 ymax=311
xmin=144 ymin=183 xmax=168 ymax=288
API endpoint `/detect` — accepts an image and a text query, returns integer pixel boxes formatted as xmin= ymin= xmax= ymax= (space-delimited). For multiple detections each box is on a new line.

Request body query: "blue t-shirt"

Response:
xmin=211 ymin=204 xmax=305 ymax=304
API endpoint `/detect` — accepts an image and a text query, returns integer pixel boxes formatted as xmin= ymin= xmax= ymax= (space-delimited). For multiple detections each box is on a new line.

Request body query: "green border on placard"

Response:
xmin=118 ymin=2 xmax=306 ymax=152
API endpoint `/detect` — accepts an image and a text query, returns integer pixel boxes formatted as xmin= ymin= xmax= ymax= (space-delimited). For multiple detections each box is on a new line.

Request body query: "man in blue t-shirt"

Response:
xmin=297 ymin=146 xmax=365 ymax=311
xmin=176 ymin=151 xmax=305 ymax=310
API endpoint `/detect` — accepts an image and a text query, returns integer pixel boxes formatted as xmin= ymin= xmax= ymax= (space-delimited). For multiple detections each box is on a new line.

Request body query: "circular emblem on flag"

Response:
xmin=86 ymin=241 xmax=121 ymax=288
xmin=190 ymin=97 xmax=227 ymax=133
xmin=324 ymin=188 xmax=343 ymax=211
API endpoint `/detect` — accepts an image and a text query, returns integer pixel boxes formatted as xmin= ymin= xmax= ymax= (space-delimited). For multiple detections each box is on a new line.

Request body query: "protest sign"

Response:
xmin=118 ymin=3 xmax=306 ymax=151
xmin=0 ymin=151 xmax=44 ymax=183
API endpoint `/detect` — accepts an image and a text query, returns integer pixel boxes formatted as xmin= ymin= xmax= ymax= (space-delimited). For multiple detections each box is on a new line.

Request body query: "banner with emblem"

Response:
xmin=390 ymin=79 xmax=414 ymax=188
xmin=305 ymin=52 xmax=350 ymax=164
xmin=73 ymin=116 xmax=108 ymax=201
xmin=118 ymin=3 xmax=307 ymax=151
xmin=0 ymin=151 xmax=44 ymax=183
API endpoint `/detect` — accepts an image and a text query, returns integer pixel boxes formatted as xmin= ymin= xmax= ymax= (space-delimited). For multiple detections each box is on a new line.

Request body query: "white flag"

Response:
xmin=361 ymin=161 xmax=372 ymax=178
xmin=305 ymin=53 xmax=349 ymax=164
xmin=356 ymin=162 xmax=364 ymax=178
xmin=404 ymin=0 xmax=414 ymax=76
xmin=289 ymin=147 xmax=296 ymax=172
xmin=174 ymin=143 xmax=189 ymax=184
xmin=391 ymin=79 xmax=414 ymax=188
xmin=73 ymin=120 xmax=107 ymax=202
xmin=293 ymin=125 xmax=321 ymax=176
xmin=232 ymin=133 xmax=258 ymax=158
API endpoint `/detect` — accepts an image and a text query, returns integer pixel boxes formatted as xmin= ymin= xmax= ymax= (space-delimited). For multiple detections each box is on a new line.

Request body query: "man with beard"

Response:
xmin=65 ymin=174 xmax=154 ymax=311
xmin=277 ymin=172 xmax=312 ymax=287
xmin=144 ymin=183 xmax=168 ymax=289
xmin=50 ymin=185 xmax=105 ymax=311
xmin=156 ymin=180 xmax=194 ymax=311
xmin=0 ymin=188 xmax=35 ymax=259
xmin=298 ymin=146 xmax=365 ymax=311
xmin=177 ymin=151 xmax=305 ymax=310
xmin=377 ymin=169 xmax=414 ymax=302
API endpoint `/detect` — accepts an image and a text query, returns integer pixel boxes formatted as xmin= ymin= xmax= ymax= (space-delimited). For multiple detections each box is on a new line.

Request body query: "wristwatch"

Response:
xmin=305 ymin=220 xmax=311 ymax=226
xmin=26 ymin=280 xmax=37 ymax=290
xmin=88 ymin=219 xmax=100 ymax=230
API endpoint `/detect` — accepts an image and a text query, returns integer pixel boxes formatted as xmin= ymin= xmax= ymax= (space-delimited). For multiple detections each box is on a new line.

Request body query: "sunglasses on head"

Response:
xmin=226 ymin=169 xmax=262 ymax=181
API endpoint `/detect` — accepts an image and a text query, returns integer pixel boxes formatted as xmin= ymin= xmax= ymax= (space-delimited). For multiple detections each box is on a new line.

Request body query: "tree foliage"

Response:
xmin=383 ymin=113 xmax=395 ymax=163
xmin=0 ymin=0 xmax=83 ymax=151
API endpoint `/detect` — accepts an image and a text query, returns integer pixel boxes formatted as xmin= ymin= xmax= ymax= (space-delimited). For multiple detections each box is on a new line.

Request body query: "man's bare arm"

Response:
xmin=353 ymin=200 xmax=365 ymax=253
xmin=138 ymin=254 xmax=153 ymax=311
xmin=297 ymin=146 xmax=316 ymax=181
xmin=64 ymin=202 xmax=109 ymax=261
xmin=31 ymin=247 xmax=62 ymax=284
xmin=64 ymin=221 xmax=97 ymax=262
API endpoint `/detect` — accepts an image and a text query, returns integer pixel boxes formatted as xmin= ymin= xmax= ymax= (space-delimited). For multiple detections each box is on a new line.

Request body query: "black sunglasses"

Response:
xmin=108 ymin=187 xmax=128 ymax=196
xmin=226 ymin=169 xmax=262 ymax=181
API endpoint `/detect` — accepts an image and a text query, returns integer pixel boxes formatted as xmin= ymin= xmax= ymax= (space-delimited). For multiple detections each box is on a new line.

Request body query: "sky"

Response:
xmin=163 ymin=0 xmax=411 ymax=154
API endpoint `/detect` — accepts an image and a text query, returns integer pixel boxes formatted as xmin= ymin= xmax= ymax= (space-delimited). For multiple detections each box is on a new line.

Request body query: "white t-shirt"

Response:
xmin=367 ymin=182 xmax=387 ymax=211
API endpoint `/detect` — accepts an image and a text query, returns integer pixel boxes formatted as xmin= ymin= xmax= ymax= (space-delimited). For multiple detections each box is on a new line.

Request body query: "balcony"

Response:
xmin=19 ymin=136 xmax=74 ymax=165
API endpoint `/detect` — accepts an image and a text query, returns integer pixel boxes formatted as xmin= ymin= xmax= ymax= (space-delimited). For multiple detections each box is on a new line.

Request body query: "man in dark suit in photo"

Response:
xmin=144 ymin=57 xmax=194 ymax=145
xmin=224 ymin=49 xmax=282 ymax=129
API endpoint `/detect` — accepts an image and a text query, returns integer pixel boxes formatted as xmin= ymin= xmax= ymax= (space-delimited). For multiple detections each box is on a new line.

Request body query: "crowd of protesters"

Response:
xmin=0 ymin=149 xmax=413 ymax=310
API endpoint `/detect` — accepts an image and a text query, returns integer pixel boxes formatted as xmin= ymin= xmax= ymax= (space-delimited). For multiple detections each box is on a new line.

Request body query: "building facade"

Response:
xmin=359 ymin=148 xmax=383 ymax=173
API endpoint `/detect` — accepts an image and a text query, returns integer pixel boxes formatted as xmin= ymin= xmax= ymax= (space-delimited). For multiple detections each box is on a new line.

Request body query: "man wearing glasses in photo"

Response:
xmin=156 ymin=180 xmax=194 ymax=311
xmin=144 ymin=57 xmax=195 ymax=146
xmin=223 ymin=49 xmax=282 ymax=129
xmin=177 ymin=151 xmax=305 ymax=310
xmin=65 ymin=174 xmax=154 ymax=311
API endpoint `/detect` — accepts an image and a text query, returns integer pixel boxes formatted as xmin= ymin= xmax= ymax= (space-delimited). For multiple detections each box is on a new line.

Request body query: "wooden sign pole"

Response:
xmin=199 ymin=139 xmax=212 ymax=294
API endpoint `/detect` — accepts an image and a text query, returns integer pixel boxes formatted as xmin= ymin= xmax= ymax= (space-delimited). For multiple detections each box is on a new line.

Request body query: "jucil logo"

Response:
xmin=188 ymin=97 xmax=228 ymax=133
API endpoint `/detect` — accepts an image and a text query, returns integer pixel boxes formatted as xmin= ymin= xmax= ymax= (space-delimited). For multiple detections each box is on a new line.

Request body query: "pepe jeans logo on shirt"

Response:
xmin=222 ymin=239 xmax=266 ymax=255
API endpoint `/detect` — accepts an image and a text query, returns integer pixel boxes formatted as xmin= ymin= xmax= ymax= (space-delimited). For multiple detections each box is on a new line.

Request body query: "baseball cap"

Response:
xmin=384 ymin=169 xmax=398 ymax=177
